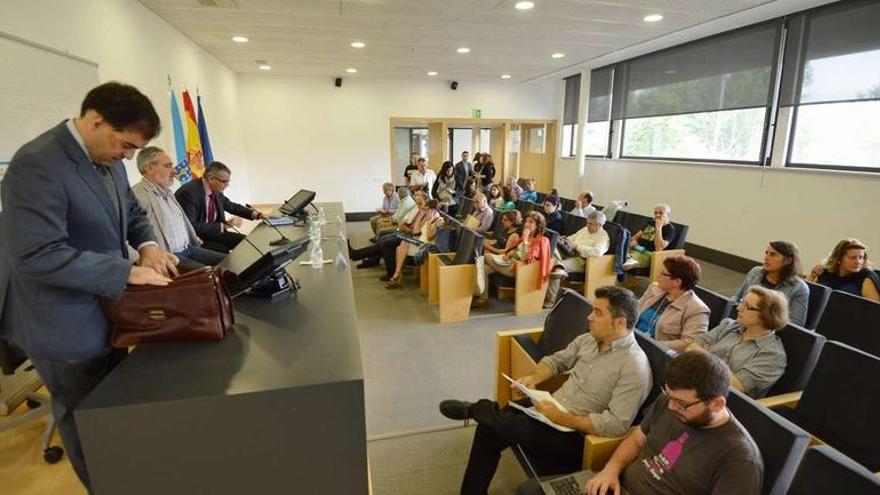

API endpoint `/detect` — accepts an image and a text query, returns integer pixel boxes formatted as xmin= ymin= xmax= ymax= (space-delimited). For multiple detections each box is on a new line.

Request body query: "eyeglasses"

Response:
xmin=736 ymin=300 xmax=760 ymax=312
xmin=209 ymin=175 xmax=230 ymax=184
xmin=661 ymin=385 xmax=705 ymax=411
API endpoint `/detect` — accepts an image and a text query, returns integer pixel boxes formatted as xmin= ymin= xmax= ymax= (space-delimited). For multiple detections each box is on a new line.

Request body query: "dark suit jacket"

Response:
xmin=0 ymin=121 xmax=155 ymax=361
xmin=174 ymin=178 xmax=254 ymax=242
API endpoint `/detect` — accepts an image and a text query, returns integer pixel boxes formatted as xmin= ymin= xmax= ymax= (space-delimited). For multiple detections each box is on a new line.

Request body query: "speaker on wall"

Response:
xmin=450 ymin=81 xmax=458 ymax=90
xmin=334 ymin=77 xmax=342 ymax=88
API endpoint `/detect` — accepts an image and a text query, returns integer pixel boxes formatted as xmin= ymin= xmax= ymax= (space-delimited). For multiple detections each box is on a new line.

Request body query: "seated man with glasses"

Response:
xmin=175 ymin=161 xmax=267 ymax=253
xmin=518 ymin=351 xmax=764 ymax=495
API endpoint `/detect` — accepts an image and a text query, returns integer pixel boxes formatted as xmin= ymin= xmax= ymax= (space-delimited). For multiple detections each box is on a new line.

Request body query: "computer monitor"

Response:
xmin=279 ymin=190 xmax=316 ymax=217
xmin=225 ymin=236 xmax=310 ymax=298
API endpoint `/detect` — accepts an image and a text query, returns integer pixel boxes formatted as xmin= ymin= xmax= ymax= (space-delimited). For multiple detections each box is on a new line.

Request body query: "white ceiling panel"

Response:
xmin=139 ymin=0 xmax=773 ymax=81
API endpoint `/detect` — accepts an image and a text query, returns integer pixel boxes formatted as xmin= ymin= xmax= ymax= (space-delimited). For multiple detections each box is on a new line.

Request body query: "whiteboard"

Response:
xmin=0 ymin=31 xmax=100 ymax=162
xmin=0 ymin=31 xmax=99 ymax=209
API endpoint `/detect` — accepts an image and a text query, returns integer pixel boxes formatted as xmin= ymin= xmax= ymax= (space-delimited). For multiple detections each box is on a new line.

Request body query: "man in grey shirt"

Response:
xmin=439 ymin=286 xmax=652 ymax=495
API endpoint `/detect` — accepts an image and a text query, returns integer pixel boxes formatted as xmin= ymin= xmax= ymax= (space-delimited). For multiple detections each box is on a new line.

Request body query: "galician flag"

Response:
xmin=181 ymin=90 xmax=204 ymax=178
xmin=197 ymin=95 xmax=214 ymax=165
xmin=169 ymin=90 xmax=191 ymax=183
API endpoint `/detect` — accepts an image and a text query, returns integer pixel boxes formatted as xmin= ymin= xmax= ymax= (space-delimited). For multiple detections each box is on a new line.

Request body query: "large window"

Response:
xmin=561 ymin=74 xmax=580 ymax=157
xmin=611 ymin=21 xmax=780 ymax=163
xmin=782 ymin=0 xmax=880 ymax=171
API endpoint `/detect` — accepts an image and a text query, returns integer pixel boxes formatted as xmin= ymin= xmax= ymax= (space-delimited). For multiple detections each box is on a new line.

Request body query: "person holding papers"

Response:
xmin=439 ymin=286 xmax=652 ymax=495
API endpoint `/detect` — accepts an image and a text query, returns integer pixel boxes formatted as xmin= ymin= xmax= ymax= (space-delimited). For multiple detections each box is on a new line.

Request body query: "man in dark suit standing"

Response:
xmin=175 ymin=161 xmax=266 ymax=253
xmin=0 ymin=82 xmax=177 ymax=489
xmin=454 ymin=150 xmax=472 ymax=191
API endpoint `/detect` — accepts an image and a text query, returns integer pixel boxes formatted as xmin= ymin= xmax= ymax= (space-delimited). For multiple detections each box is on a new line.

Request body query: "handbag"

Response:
xmin=103 ymin=266 xmax=235 ymax=348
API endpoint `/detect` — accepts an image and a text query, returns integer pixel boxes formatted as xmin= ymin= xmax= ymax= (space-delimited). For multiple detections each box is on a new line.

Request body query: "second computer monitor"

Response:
xmin=279 ymin=189 xmax=316 ymax=217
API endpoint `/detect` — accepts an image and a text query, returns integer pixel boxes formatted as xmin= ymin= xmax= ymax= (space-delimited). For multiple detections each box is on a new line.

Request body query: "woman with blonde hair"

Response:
xmin=688 ymin=286 xmax=788 ymax=398
xmin=808 ymin=238 xmax=880 ymax=301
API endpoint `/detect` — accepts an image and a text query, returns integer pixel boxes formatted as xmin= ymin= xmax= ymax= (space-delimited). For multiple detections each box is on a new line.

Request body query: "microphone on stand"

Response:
xmin=247 ymin=204 xmax=292 ymax=246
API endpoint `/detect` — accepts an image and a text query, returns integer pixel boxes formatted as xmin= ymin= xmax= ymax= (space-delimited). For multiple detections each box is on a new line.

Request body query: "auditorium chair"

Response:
xmin=560 ymin=211 xmax=586 ymax=236
xmin=488 ymin=206 xmax=504 ymax=239
xmin=786 ymin=446 xmax=880 ymax=494
xmin=764 ymin=341 xmax=880 ymax=472
xmin=456 ymin=196 xmax=474 ymax=219
xmin=495 ymin=288 xmax=592 ymax=407
xmin=558 ymin=196 xmax=576 ymax=212
xmin=814 ymin=289 xmax=880 ymax=357
xmin=430 ymin=227 xmax=483 ymax=322
xmin=803 ymin=280 xmax=831 ymax=330
xmin=694 ymin=285 xmax=735 ymax=330
xmin=515 ymin=199 xmax=539 ymax=216
xmin=726 ymin=389 xmax=811 ymax=495
xmin=764 ymin=323 xmax=825 ymax=398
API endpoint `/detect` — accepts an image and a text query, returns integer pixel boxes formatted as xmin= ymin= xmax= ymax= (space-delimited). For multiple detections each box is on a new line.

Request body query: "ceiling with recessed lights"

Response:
xmin=138 ymin=0 xmax=772 ymax=81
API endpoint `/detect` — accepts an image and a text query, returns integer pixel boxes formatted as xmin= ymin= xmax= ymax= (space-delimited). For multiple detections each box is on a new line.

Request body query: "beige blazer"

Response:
xmin=131 ymin=179 xmax=199 ymax=254
xmin=637 ymin=283 xmax=710 ymax=352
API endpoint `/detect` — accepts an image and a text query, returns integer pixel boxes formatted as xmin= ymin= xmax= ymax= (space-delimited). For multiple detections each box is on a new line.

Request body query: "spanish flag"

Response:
xmin=181 ymin=90 xmax=204 ymax=178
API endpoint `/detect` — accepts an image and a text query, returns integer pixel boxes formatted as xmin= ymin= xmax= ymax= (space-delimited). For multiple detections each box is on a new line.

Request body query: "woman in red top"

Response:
xmin=473 ymin=211 xmax=551 ymax=308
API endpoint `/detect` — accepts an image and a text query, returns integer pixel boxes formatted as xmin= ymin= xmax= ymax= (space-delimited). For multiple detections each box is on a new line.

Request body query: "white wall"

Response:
xmin=0 ymin=0 xmax=251 ymax=199
xmin=238 ymin=75 xmax=560 ymax=211
xmin=569 ymin=158 xmax=880 ymax=269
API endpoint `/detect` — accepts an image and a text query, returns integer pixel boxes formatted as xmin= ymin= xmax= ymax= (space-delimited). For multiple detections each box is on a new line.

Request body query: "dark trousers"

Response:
xmin=30 ymin=349 xmax=127 ymax=491
xmin=461 ymin=399 xmax=584 ymax=495
xmin=202 ymin=231 xmax=245 ymax=253
xmin=350 ymin=244 xmax=382 ymax=262
xmin=379 ymin=235 xmax=403 ymax=278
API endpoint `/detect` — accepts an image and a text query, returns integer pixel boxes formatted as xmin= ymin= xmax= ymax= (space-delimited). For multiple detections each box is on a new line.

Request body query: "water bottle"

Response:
xmin=317 ymin=206 xmax=326 ymax=226
xmin=309 ymin=216 xmax=324 ymax=269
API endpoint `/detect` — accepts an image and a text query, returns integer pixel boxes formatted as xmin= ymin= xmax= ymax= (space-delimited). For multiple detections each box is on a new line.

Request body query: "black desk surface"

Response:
xmin=79 ymin=202 xmax=362 ymax=410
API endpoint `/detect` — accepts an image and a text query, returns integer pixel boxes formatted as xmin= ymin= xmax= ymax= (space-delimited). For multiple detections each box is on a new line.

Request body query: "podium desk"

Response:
xmin=77 ymin=202 xmax=367 ymax=494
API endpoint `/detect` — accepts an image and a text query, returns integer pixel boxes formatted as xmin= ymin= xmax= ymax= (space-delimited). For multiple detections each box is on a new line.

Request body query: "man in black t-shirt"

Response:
xmin=587 ymin=351 xmax=762 ymax=495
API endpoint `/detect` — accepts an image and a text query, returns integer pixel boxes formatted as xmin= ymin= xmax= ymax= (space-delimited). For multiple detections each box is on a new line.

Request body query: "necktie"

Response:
xmin=207 ymin=193 xmax=217 ymax=223
xmin=97 ymin=166 xmax=120 ymax=221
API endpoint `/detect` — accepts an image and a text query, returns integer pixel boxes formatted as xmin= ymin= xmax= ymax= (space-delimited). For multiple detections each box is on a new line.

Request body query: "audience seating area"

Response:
xmin=365 ymin=184 xmax=880 ymax=487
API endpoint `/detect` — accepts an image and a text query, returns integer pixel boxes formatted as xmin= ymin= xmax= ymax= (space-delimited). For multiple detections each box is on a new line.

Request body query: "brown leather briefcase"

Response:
xmin=104 ymin=266 xmax=235 ymax=348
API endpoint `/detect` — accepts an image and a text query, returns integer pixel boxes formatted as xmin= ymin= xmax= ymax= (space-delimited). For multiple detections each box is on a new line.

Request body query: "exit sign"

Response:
xmin=472 ymin=109 xmax=482 ymax=118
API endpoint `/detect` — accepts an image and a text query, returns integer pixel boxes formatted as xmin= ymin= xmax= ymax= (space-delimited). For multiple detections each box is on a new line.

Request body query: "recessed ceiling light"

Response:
xmin=258 ymin=64 xmax=271 ymax=71
xmin=232 ymin=36 xmax=249 ymax=43
xmin=457 ymin=47 xmax=471 ymax=54
xmin=346 ymin=68 xmax=358 ymax=73
xmin=514 ymin=1 xmax=535 ymax=10
xmin=643 ymin=14 xmax=663 ymax=22
xmin=350 ymin=41 xmax=366 ymax=48
xmin=664 ymin=69 xmax=677 ymax=75
xmin=551 ymin=53 xmax=565 ymax=59
xmin=500 ymin=74 xmax=511 ymax=79
xmin=427 ymin=71 xmax=438 ymax=76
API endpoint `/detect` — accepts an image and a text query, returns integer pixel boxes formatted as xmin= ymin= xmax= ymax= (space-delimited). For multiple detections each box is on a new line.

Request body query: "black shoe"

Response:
xmin=357 ymin=259 xmax=379 ymax=269
xmin=439 ymin=400 xmax=473 ymax=421
xmin=379 ymin=274 xmax=392 ymax=282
